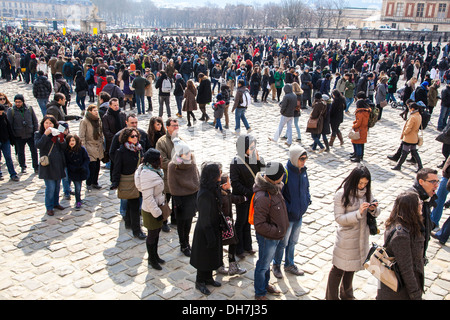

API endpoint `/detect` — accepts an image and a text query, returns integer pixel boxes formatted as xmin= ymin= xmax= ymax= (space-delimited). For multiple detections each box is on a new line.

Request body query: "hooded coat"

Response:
xmin=253 ymin=172 xmax=289 ymax=240
xmin=279 ymin=84 xmax=297 ymax=117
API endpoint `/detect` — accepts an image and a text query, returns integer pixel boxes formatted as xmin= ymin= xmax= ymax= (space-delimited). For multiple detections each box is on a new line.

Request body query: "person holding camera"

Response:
xmin=34 ymin=115 xmax=67 ymax=216
xmin=325 ymin=165 xmax=380 ymax=300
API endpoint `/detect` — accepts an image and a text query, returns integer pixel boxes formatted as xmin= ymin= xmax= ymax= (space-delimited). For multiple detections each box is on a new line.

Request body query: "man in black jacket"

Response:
xmin=408 ymin=168 xmax=438 ymax=263
xmin=230 ymin=135 xmax=265 ymax=258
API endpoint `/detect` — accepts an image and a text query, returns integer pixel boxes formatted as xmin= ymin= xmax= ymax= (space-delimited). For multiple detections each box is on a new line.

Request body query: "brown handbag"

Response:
xmin=307 ymin=117 xmax=319 ymax=129
xmin=158 ymin=202 xmax=171 ymax=221
xmin=380 ymin=100 xmax=388 ymax=108
xmin=117 ymin=174 xmax=140 ymax=199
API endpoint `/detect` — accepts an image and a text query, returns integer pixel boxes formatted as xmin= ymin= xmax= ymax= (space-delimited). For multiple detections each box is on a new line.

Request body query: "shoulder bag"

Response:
xmin=39 ymin=142 xmax=55 ymax=167
xmin=348 ymin=129 xmax=360 ymax=140
xmin=307 ymin=105 xmax=326 ymax=129
xmin=364 ymin=227 xmax=404 ymax=292
xmin=417 ymin=123 xmax=423 ymax=147
xmin=117 ymin=153 xmax=141 ymax=199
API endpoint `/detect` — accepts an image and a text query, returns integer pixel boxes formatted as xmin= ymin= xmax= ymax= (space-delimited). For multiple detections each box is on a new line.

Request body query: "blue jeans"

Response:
xmin=254 ymin=232 xmax=280 ymax=297
xmin=273 ymin=218 xmax=303 ymax=267
xmin=65 ymin=77 xmax=73 ymax=93
xmin=76 ymin=94 xmax=86 ymax=111
xmin=215 ymin=118 xmax=223 ymax=131
xmin=386 ymin=93 xmax=396 ymax=103
xmin=62 ymin=168 xmax=72 ymax=196
xmin=72 ymin=180 xmax=82 ymax=203
xmin=135 ymin=94 xmax=145 ymax=114
xmin=353 ymin=143 xmax=363 ymax=157
xmin=311 ymin=133 xmax=324 ymax=150
xmin=437 ymin=106 xmax=450 ymax=131
xmin=431 ymin=177 xmax=449 ymax=227
xmin=182 ymin=73 xmax=190 ymax=83
xmin=294 ymin=116 xmax=301 ymax=140
xmin=44 ymin=179 xmax=61 ymax=211
xmin=345 ymin=97 xmax=353 ymax=112
xmin=0 ymin=140 xmax=17 ymax=178
xmin=434 ymin=216 xmax=450 ymax=243
xmin=36 ymin=98 xmax=48 ymax=116
xmin=175 ymin=95 xmax=183 ymax=114
xmin=235 ymin=107 xmax=250 ymax=131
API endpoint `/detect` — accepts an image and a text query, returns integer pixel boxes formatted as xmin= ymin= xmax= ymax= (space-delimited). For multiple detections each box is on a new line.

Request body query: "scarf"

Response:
xmin=124 ymin=141 xmax=142 ymax=152
xmin=109 ymin=108 xmax=122 ymax=132
xmin=85 ymin=111 xmax=101 ymax=140
xmin=143 ymin=164 xmax=164 ymax=179
xmin=51 ymin=132 xmax=65 ymax=144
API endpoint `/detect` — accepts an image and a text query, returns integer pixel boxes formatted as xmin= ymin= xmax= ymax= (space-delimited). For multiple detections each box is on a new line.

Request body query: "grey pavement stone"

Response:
xmin=0 ymin=76 xmax=448 ymax=301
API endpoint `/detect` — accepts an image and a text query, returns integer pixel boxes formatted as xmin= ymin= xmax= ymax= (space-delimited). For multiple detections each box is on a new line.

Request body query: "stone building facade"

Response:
xmin=381 ymin=0 xmax=450 ymax=31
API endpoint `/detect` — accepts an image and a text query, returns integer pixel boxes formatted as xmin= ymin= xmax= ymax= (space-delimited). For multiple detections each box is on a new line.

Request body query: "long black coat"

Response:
xmin=190 ymin=188 xmax=223 ymax=271
xmin=196 ymin=78 xmax=212 ymax=104
xmin=35 ymin=132 xmax=66 ymax=181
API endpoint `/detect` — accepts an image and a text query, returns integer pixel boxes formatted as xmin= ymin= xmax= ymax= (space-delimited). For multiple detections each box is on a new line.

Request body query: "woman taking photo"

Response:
xmin=79 ymin=104 xmax=104 ymax=190
xmin=350 ymin=99 xmax=370 ymax=163
xmin=377 ymin=191 xmax=425 ymax=300
xmin=111 ymin=127 xmax=145 ymax=240
xmin=34 ymin=115 xmax=67 ymax=216
xmin=190 ymin=162 xmax=223 ymax=296
xmin=147 ymin=116 xmax=166 ymax=148
xmin=135 ymin=148 xmax=167 ymax=270
xmin=325 ymin=165 xmax=379 ymax=300
xmin=167 ymin=139 xmax=200 ymax=257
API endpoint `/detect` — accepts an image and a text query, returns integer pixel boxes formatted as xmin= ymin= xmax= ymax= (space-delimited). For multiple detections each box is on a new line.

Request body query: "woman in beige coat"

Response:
xmin=79 ymin=104 xmax=104 ymax=190
xmin=325 ymin=165 xmax=380 ymax=300
xmin=391 ymin=102 xmax=423 ymax=172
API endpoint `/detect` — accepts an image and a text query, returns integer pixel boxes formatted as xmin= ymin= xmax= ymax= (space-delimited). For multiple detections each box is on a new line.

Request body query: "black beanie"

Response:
xmin=265 ymin=162 xmax=285 ymax=182
xmin=144 ymin=148 xmax=161 ymax=164
xmin=14 ymin=94 xmax=24 ymax=103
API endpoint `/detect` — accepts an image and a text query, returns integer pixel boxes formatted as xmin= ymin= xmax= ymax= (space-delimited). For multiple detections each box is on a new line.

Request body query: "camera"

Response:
xmin=367 ymin=199 xmax=379 ymax=235
xmin=22 ymin=120 xmax=28 ymax=126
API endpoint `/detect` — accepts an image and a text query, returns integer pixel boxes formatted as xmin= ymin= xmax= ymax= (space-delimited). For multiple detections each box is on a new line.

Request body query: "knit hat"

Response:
xmin=173 ymin=138 xmax=191 ymax=156
xmin=14 ymin=94 xmax=24 ymax=103
xmin=265 ymin=162 xmax=285 ymax=182
xmin=143 ymin=148 xmax=160 ymax=164
xmin=216 ymin=93 xmax=223 ymax=100
xmin=30 ymin=54 xmax=36 ymax=59
xmin=289 ymin=145 xmax=307 ymax=168
xmin=175 ymin=73 xmax=182 ymax=80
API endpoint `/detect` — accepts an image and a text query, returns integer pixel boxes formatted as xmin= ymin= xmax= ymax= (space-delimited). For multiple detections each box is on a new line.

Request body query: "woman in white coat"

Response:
xmin=325 ymin=165 xmax=380 ymax=300
xmin=135 ymin=148 xmax=166 ymax=270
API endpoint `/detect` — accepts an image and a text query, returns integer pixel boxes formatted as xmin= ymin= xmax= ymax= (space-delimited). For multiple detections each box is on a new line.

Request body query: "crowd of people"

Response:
xmin=1 ymin=27 xmax=450 ymax=300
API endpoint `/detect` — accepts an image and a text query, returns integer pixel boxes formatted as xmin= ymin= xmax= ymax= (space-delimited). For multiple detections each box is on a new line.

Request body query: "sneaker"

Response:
xmin=247 ymin=128 xmax=252 ymax=133
xmin=272 ymin=264 xmax=283 ymax=279
xmin=216 ymin=265 xmax=229 ymax=275
xmin=64 ymin=194 xmax=71 ymax=200
xmin=75 ymin=202 xmax=82 ymax=210
xmin=318 ymin=148 xmax=325 ymax=154
xmin=284 ymin=264 xmax=305 ymax=276
xmin=228 ymin=261 xmax=247 ymax=275
xmin=11 ymin=175 xmax=20 ymax=182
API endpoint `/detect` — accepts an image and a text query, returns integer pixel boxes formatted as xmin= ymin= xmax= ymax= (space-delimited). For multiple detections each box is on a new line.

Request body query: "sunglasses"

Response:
xmin=0 ymin=97 xmax=6 ymax=100
xmin=299 ymin=157 xmax=308 ymax=161
xmin=130 ymin=135 xmax=139 ymax=138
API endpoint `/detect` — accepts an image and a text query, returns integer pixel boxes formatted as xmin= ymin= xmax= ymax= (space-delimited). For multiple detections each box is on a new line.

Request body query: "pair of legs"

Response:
xmin=325 ymin=265 xmax=355 ymax=300
xmin=158 ymin=95 xmax=171 ymax=117
xmin=273 ymin=115 xmax=293 ymax=145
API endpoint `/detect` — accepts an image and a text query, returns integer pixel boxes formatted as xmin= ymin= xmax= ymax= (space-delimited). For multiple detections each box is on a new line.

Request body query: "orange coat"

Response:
xmin=351 ymin=108 xmax=370 ymax=144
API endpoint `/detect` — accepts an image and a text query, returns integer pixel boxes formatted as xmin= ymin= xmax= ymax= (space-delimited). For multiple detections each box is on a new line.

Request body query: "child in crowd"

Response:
xmin=64 ymin=134 xmax=90 ymax=210
xmin=212 ymin=93 xmax=226 ymax=134
xmin=217 ymin=173 xmax=247 ymax=276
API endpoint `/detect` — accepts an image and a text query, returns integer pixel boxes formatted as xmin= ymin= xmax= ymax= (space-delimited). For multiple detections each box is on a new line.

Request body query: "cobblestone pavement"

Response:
xmin=0 ymin=77 xmax=448 ymax=301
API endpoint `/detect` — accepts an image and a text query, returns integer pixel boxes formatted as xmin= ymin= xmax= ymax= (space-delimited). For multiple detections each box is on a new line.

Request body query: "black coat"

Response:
xmin=196 ymin=78 xmax=212 ymax=104
xmin=34 ymin=132 xmax=66 ymax=181
xmin=190 ymin=188 xmax=223 ymax=271
xmin=111 ymin=144 xmax=143 ymax=187
xmin=230 ymin=155 xmax=265 ymax=199
xmin=64 ymin=146 xmax=90 ymax=181
xmin=329 ymin=97 xmax=345 ymax=126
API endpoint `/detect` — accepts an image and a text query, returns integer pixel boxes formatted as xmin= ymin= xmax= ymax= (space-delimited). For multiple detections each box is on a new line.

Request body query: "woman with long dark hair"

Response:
xmin=325 ymin=165 xmax=380 ymax=300
xmin=190 ymin=162 xmax=223 ymax=295
xmin=147 ymin=116 xmax=166 ymax=148
xmin=377 ymin=191 xmax=425 ymax=300
xmin=34 ymin=115 xmax=67 ymax=216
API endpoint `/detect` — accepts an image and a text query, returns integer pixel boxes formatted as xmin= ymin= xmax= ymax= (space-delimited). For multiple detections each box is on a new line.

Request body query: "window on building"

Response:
xmin=416 ymin=3 xmax=425 ymax=17
xmin=395 ymin=3 xmax=404 ymax=17
xmin=438 ymin=3 xmax=447 ymax=18
xmin=433 ymin=25 xmax=439 ymax=31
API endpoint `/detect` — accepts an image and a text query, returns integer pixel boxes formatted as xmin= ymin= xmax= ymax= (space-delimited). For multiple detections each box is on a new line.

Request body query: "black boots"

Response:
xmin=147 ymin=241 xmax=165 ymax=270
xmin=337 ymin=132 xmax=344 ymax=146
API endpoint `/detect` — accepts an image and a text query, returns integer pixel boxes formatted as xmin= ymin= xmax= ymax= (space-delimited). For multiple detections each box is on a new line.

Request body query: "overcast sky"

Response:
xmin=151 ymin=0 xmax=382 ymax=9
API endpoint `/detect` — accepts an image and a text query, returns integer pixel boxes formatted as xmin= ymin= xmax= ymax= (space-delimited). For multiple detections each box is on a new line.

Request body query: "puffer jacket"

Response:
xmin=135 ymin=164 xmax=165 ymax=217
xmin=282 ymin=160 xmax=310 ymax=221
xmin=332 ymin=188 xmax=380 ymax=272
xmin=252 ymin=172 xmax=289 ymax=240
xmin=376 ymin=224 xmax=425 ymax=300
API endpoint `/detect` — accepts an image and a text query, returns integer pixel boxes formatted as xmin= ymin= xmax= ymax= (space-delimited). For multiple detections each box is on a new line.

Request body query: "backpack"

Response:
xmin=368 ymin=106 xmax=379 ymax=128
xmin=409 ymin=90 xmax=415 ymax=101
xmin=161 ymin=78 xmax=172 ymax=93
xmin=240 ymin=90 xmax=252 ymax=107
xmin=248 ymin=192 xmax=271 ymax=225
xmin=58 ymin=83 xmax=71 ymax=100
